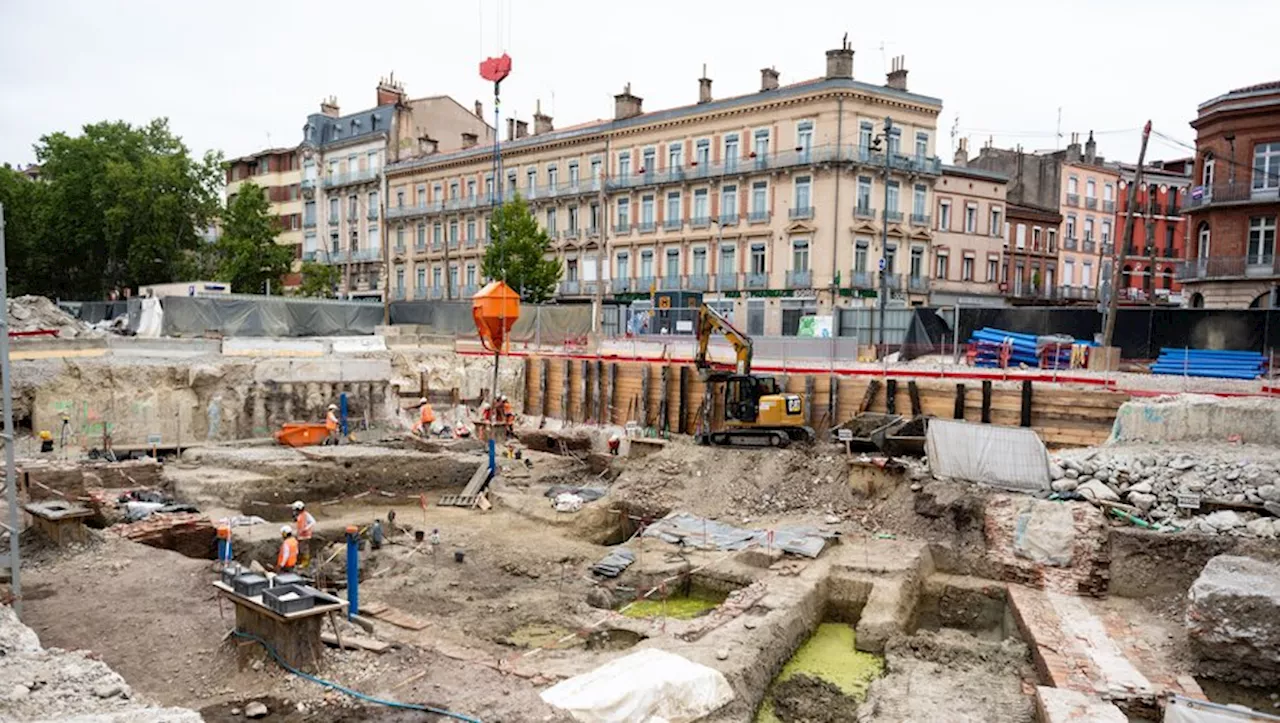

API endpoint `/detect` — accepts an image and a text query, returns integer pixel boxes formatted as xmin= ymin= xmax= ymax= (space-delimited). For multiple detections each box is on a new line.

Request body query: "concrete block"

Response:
xmin=855 ymin=578 xmax=915 ymax=653
xmin=331 ymin=336 xmax=386 ymax=353
xmin=1187 ymin=555 xmax=1280 ymax=687
xmin=222 ymin=337 xmax=326 ymax=357
xmin=1034 ymin=686 xmax=1126 ymax=723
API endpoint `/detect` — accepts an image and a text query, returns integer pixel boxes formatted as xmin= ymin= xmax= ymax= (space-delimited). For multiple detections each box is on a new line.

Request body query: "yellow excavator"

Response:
xmin=694 ymin=304 xmax=813 ymax=448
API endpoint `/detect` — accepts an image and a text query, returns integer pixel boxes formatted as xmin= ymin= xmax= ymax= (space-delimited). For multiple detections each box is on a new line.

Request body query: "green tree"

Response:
xmin=213 ymin=181 xmax=292 ymax=293
xmin=14 ymin=118 xmax=222 ymax=299
xmin=482 ymin=196 xmax=562 ymax=303
xmin=296 ymin=261 xmax=341 ymax=298
xmin=0 ymin=165 xmax=52 ymax=296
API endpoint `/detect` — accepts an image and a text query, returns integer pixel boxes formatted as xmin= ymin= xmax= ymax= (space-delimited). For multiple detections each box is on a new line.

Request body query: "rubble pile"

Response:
xmin=1051 ymin=448 xmax=1280 ymax=537
xmin=6 ymin=295 xmax=102 ymax=339
xmin=1186 ymin=555 xmax=1280 ymax=688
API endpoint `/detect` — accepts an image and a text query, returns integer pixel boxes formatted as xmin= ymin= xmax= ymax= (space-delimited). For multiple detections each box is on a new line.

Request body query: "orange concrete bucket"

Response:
xmin=471 ymin=280 xmax=521 ymax=353
xmin=275 ymin=423 xmax=330 ymax=447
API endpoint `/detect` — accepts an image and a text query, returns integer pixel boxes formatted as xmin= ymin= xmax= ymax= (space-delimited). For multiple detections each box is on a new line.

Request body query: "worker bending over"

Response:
xmin=325 ymin=403 xmax=340 ymax=445
xmin=276 ymin=526 xmax=298 ymax=573
xmin=497 ymin=394 xmax=515 ymax=436
xmin=291 ymin=501 xmax=315 ymax=569
xmin=412 ymin=397 xmax=435 ymax=436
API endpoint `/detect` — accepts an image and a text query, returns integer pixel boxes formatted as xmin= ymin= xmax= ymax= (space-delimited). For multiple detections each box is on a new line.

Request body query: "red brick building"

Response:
xmin=1112 ymin=159 xmax=1192 ymax=303
xmin=1179 ymin=81 xmax=1280 ymax=308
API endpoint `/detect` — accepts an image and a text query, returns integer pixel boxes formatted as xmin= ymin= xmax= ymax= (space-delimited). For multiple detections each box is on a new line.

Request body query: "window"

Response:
xmin=368 ymin=191 xmax=379 ymax=216
xmin=721 ymin=184 xmax=737 ymax=219
xmin=964 ymin=203 xmax=977 ymax=233
xmin=304 ymin=200 xmax=316 ymax=225
xmin=641 ymin=148 xmax=655 ymax=173
xmin=665 ymin=249 xmax=679 ymax=278
xmin=1198 ymin=222 xmax=1211 ymax=259
xmin=666 ymin=192 xmax=681 ymax=225
xmin=1249 ymin=217 xmax=1277 ymax=263
xmin=935 ymin=252 xmax=949 ymax=279
xmin=507 ymin=171 xmax=517 ymax=195
xmin=485 ymin=177 xmax=493 ymax=198
xmin=568 ymin=161 xmax=580 ymax=187
xmin=1031 ymin=227 xmax=1041 ymax=250
xmin=938 ymin=199 xmax=951 ymax=230
xmin=1047 ymin=228 xmax=1057 ymax=252
xmin=1086 ymin=179 xmax=1096 ymax=199
xmin=414 ymin=267 xmax=425 ymax=293
xmin=589 ymin=203 xmax=599 ymax=232
xmin=694 ymin=139 xmax=710 ymax=168
xmin=617 ymin=197 xmax=630 ymax=227
xmin=1015 ymin=223 xmax=1027 ymax=250
xmin=395 ymin=190 xmax=405 ymax=208
xmin=367 ymin=151 xmax=380 ymax=172
xmin=1102 ymin=220 xmax=1112 ymax=245
xmin=1084 ymin=218 xmax=1094 ymax=241
xmin=432 ymin=222 xmax=441 ymax=246
xmin=962 ymin=255 xmax=974 ymax=281
xmin=347 ymin=155 xmax=358 ymax=175
xmin=912 ymin=184 xmax=926 ymax=216
xmin=1064 ymin=259 xmax=1075 ymax=287
xmin=990 ymin=207 xmax=1002 ymax=236
xmin=915 ymin=132 xmax=928 ymax=159
xmin=986 ymin=258 xmax=998 ymax=282
xmin=526 ymin=168 xmax=537 ymax=193
xmin=432 ymin=267 xmax=441 ymax=289
xmin=466 ymin=180 xmax=476 ymax=198
xmin=795 ymin=176 xmax=812 ymax=210
xmin=1082 ymin=261 xmax=1093 ymax=289
xmin=752 ymin=181 xmax=767 ymax=215
xmin=545 ymin=208 xmax=557 ymax=235
xmin=466 ymin=219 xmax=476 ymax=241
xmin=1066 ymin=215 xmax=1077 ymax=240
xmin=568 ymin=206 xmax=579 ymax=232
xmin=693 ymin=189 xmax=708 ymax=220
xmin=887 ymin=127 xmax=901 ymax=155
xmin=328 ymin=196 xmax=339 ymax=221
xmin=369 ymin=224 xmax=380 ymax=249
xmin=667 ymin=144 xmax=683 ymax=170
xmin=859 ymin=122 xmax=873 ymax=151
xmin=724 ymin=134 xmax=740 ymax=168
xmin=1068 ymin=176 xmax=1078 ymax=195
xmin=886 ymin=181 xmax=899 ymax=212
xmin=616 ymin=252 xmax=630 ymax=279
xmin=618 ymin=152 xmax=632 ymax=178
xmin=796 ymin=121 xmax=813 ymax=156
xmin=640 ymin=250 xmax=654 ymax=278
xmin=448 ymin=220 xmax=458 ymax=243
xmin=753 ymin=129 xmax=769 ymax=159
xmin=590 ymin=158 xmax=602 ymax=180
xmin=792 ymin=239 xmax=810 ymax=272
xmin=750 ymin=243 xmax=766 ymax=274
xmin=547 ymin=165 xmax=559 ymax=188
xmin=692 ymin=247 xmax=707 ymax=275
xmin=396 ymin=226 xmax=405 ymax=250
xmin=449 ymin=181 xmax=458 ymax=199
xmin=1254 ymin=143 xmax=1280 ymax=190
xmin=1104 ymin=183 xmax=1114 ymax=202
xmin=884 ymin=244 xmax=896 ymax=273
xmin=327 ymin=159 xmax=338 ymax=179
xmin=857 ymin=176 xmax=872 ymax=213
xmin=1202 ymin=153 xmax=1215 ymax=188
xmin=641 ymin=195 xmax=655 ymax=225
xmin=348 ymin=195 xmax=358 ymax=219
xmin=416 ymin=223 xmax=426 ymax=249
xmin=719 ymin=245 xmax=735 ymax=275
xmin=855 ymin=239 xmax=869 ymax=273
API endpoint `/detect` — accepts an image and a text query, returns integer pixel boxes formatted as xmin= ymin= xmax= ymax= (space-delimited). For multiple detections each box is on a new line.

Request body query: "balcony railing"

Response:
xmin=719 ymin=212 xmax=739 ymax=226
xmin=663 ymin=219 xmax=683 ymax=232
xmin=690 ymin=215 xmax=711 ymax=229
xmin=635 ymin=276 xmax=655 ymax=292
xmin=350 ymin=248 xmax=381 ymax=262
xmin=687 ymin=273 xmax=710 ymax=291
xmin=789 ymin=206 xmax=815 ymax=220
xmin=302 ymin=250 xmax=318 ymax=262
xmin=323 ymin=169 xmax=379 ymax=188
xmin=1184 ymin=183 xmax=1280 ymax=210
xmin=660 ymin=276 xmax=683 ymax=291
xmin=1083 ymin=239 xmax=1097 ymax=254
xmin=367 ymin=207 xmax=379 ymax=220
xmin=883 ymin=210 xmax=903 ymax=223
xmin=910 ymin=213 xmax=930 ymax=227
xmin=1085 ymin=197 xmax=1098 ymax=210
xmin=393 ymin=288 xmax=406 ymax=301
xmin=328 ymin=217 xmax=338 ymax=226
xmin=465 ymin=236 xmax=477 ymax=249
xmin=411 ymin=285 xmax=425 ymax=299
xmin=907 ymin=275 xmax=930 ymax=293
xmin=851 ymin=270 xmax=872 ymax=288
xmin=881 ymin=272 xmax=901 ymax=291
xmin=1103 ymin=200 xmax=1115 ymax=213
xmin=560 ymin=280 xmax=581 ymax=295
xmin=564 ymin=229 xmax=580 ymax=241
xmin=303 ymin=217 xmax=317 ymax=229
xmin=717 ymin=272 xmax=738 ymax=290
xmin=745 ymin=272 xmax=768 ymax=289
xmin=1062 ymin=236 xmax=1078 ymax=251
xmin=748 ymin=211 xmax=770 ymax=224
xmin=1059 ymin=285 xmax=1097 ymax=300
xmin=431 ymin=287 xmax=444 ymax=299
xmin=612 ymin=278 xmax=632 ymax=294
xmin=1065 ymin=193 xmax=1080 ymax=207
xmin=1101 ymin=242 xmax=1114 ymax=256
xmin=787 ymin=269 xmax=812 ymax=288
xmin=855 ymin=204 xmax=876 ymax=219
xmin=614 ymin=221 xmax=632 ymax=234
xmin=638 ymin=221 xmax=657 ymax=234
xmin=301 ymin=178 xmax=316 ymax=192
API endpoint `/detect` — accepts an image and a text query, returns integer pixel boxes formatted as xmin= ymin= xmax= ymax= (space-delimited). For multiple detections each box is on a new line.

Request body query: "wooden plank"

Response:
xmin=561 ymin=360 xmax=571 ymax=421
xmin=908 ymin=381 xmax=922 ymax=417
xmin=360 ymin=601 xmax=390 ymax=616
xmin=981 ymin=380 xmax=992 ymax=424
xmin=365 ymin=605 xmax=429 ymax=631
xmin=858 ymin=379 xmax=881 ymax=414
xmin=322 ymin=631 xmax=390 ymax=653
xmin=541 ymin=358 xmax=550 ymax=418
xmin=885 ymin=379 xmax=898 ymax=415
xmin=1021 ymin=380 xmax=1033 ymax=427
xmin=678 ymin=366 xmax=689 ymax=435
xmin=954 ymin=383 xmax=966 ymax=420
xmin=640 ymin=365 xmax=650 ymax=427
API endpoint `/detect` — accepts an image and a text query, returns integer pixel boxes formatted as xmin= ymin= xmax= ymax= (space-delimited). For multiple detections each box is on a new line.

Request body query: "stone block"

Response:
xmin=1186 ymin=555 xmax=1280 ymax=687
xmin=1034 ymin=686 xmax=1126 ymax=723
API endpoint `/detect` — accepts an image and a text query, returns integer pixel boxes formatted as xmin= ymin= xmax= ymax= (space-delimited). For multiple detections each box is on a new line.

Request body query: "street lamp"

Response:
xmin=871 ymin=117 xmax=894 ymax=351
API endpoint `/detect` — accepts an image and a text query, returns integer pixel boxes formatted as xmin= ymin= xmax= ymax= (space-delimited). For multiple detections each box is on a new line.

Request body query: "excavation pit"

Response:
xmin=755 ymin=621 xmax=885 ymax=723
xmin=498 ymin=623 xmax=646 ymax=652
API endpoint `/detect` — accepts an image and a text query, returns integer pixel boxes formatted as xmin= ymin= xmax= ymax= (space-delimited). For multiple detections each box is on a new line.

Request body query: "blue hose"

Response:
xmin=232 ymin=630 xmax=483 ymax=722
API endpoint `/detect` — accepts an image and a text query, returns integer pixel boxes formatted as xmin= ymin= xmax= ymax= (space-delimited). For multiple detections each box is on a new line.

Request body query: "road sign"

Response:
xmin=878 ymin=258 xmax=886 ymax=271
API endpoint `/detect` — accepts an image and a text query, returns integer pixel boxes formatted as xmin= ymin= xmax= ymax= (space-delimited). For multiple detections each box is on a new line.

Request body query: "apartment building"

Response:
xmin=224 ymin=147 xmax=303 ymax=286
xmin=300 ymin=76 xmax=494 ymax=300
xmin=1056 ymin=136 xmax=1120 ymax=301
xmin=384 ymin=41 xmax=944 ymax=333
xmin=930 ymin=146 xmax=1008 ymax=304
xmin=1179 ymin=80 xmax=1280 ymax=308
xmin=1112 ymin=160 xmax=1192 ymax=304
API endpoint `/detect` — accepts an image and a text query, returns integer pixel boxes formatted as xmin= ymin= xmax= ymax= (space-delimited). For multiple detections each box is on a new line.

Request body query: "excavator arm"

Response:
xmin=694 ymin=304 xmax=753 ymax=375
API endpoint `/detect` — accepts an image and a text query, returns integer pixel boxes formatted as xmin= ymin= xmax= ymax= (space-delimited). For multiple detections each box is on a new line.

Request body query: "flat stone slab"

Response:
xmin=1187 ymin=554 xmax=1280 ymax=688
xmin=1035 ymin=686 xmax=1126 ymax=723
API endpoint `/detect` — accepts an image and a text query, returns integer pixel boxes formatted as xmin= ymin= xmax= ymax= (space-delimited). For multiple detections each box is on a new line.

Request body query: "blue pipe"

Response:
xmin=345 ymin=526 xmax=359 ymax=619
xmin=232 ymin=630 xmax=482 ymax=722
xmin=339 ymin=392 xmax=349 ymax=437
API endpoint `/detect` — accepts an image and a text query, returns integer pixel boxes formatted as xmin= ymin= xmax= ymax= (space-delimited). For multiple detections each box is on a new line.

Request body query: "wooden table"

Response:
xmin=24 ymin=501 xmax=94 ymax=546
xmin=213 ymin=581 xmax=347 ymax=673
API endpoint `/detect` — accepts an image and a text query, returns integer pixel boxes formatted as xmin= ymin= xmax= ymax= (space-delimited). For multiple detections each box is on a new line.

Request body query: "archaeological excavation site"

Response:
xmin=1 ymin=296 xmax=1279 ymax=723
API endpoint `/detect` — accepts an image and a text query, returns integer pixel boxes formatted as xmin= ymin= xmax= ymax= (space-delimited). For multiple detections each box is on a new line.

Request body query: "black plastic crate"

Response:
xmin=220 ymin=563 xmax=246 ymax=587
xmin=272 ymin=572 xmax=310 ymax=588
xmin=262 ymin=584 xmax=316 ymax=615
xmin=231 ymin=573 xmax=269 ymax=598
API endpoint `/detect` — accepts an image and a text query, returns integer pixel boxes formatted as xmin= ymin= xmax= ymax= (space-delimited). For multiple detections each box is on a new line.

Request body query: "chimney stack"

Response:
xmin=461 ymin=132 xmax=479 ymax=149
xmin=698 ymin=64 xmax=712 ymax=104
xmin=614 ymin=83 xmax=643 ymax=120
xmin=760 ymin=67 xmax=780 ymax=92
xmin=507 ymin=118 xmax=516 ymax=142
xmin=418 ymin=135 xmax=439 ymax=155
xmin=825 ymin=33 xmax=854 ymax=79
xmin=886 ymin=56 xmax=908 ymax=91
xmin=533 ymin=99 xmax=554 ymax=134
xmin=515 ymin=120 xmax=529 ymax=139
xmin=953 ymin=138 xmax=969 ymax=167
xmin=1065 ymin=132 xmax=1082 ymax=163
xmin=320 ymin=96 xmax=341 ymax=118
xmin=474 ymin=100 xmax=483 ymax=119
xmin=1084 ymin=130 xmax=1097 ymax=164
xmin=376 ymin=72 xmax=406 ymax=106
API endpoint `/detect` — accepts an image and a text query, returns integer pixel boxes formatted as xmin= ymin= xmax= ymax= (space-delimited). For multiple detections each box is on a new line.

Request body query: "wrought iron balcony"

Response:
xmin=414 ymin=285 xmax=426 ymax=299
xmin=855 ymin=204 xmax=876 ymax=219
xmin=789 ymin=206 xmax=815 ymax=220
xmin=1103 ymin=200 xmax=1115 ymax=213
xmin=465 ymin=236 xmax=477 ymax=249
xmin=883 ymin=210 xmax=904 ymax=223
xmin=1065 ymin=193 xmax=1079 ymax=207
xmin=687 ymin=273 xmax=710 ymax=291
xmin=908 ymin=275 xmax=930 ymax=293
xmin=660 ymin=276 xmax=683 ymax=291
xmin=1183 ymin=183 xmax=1280 ymax=210
xmin=564 ymin=229 xmax=580 ymax=241
xmin=614 ymin=221 xmax=632 ymax=234
xmin=690 ymin=215 xmax=711 ymax=229
xmin=717 ymin=272 xmax=739 ymax=290
xmin=367 ymin=207 xmax=379 ymax=220
xmin=393 ymin=287 xmax=405 ymax=300
xmin=303 ymin=216 xmax=317 ymax=229
xmin=431 ymin=287 xmax=443 ymax=299
xmin=1085 ymin=197 xmax=1098 ymax=210
xmin=302 ymin=250 xmax=318 ymax=262
xmin=662 ymin=219 xmax=683 ymax=232
xmin=881 ymin=272 xmax=901 ymax=290
xmin=748 ymin=211 xmax=770 ymax=224
xmin=350 ymin=248 xmax=381 ymax=262
xmin=323 ymin=169 xmax=379 ymax=188
xmin=560 ymin=280 xmax=580 ymax=295
xmin=1062 ymin=236 xmax=1078 ymax=251
xmin=638 ymin=221 xmax=657 ymax=234
xmin=745 ymin=272 xmax=768 ymax=289
xmin=635 ymin=276 xmax=656 ymax=292
xmin=851 ymin=270 xmax=872 ymax=288
xmin=787 ymin=269 xmax=812 ymax=288
xmin=719 ymin=212 xmax=739 ymax=226
xmin=910 ymin=213 xmax=931 ymax=227
xmin=1083 ymin=239 xmax=1096 ymax=254
xmin=611 ymin=278 xmax=632 ymax=294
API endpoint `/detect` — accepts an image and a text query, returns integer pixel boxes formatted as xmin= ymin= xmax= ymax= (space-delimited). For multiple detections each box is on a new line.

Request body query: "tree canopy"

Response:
xmin=481 ymin=196 xmax=562 ymax=303
xmin=214 ymin=181 xmax=292 ymax=294
xmin=0 ymin=118 xmax=222 ymax=299
xmin=296 ymin=261 xmax=341 ymax=298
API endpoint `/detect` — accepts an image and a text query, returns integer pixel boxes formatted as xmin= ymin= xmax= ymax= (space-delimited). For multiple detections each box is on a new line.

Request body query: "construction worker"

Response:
xmin=276 ymin=526 xmax=298 ymax=573
xmin=608 ymin=433 xmax=622 ymax=456
xmin=497 ymin=394 xmax=515 ymax=436
xmin=38 ymin=430 xmax=54 ymax=454
xmin=478 ymin=401 xmax=492 ymax=442
xmin=325 ymin=403 xmax=340 ymax=445
xmin=291 ymin=501 xmax=316 ymax=569
xmin=412 ymin=397 xmax=435 ymax=436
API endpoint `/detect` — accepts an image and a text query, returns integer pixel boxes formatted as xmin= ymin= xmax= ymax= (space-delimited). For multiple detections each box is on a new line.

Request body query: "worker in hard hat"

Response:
xmin=412 ymin=397 xmax=435 ymax=437
xmin=38 ymin=430 xmax=54 ymax=454
xmin=498 ymin=394 xmax=515 ymax=436
xmin=276 ymin=525 xmax=298 ymax=573
xmin=478 ymin=401 xmax=492 ymax=442
xmin=608 ymin=433 xmax=622 ymax=456
xmin=291 ymin=501 xmax=316 ymax=569
xmin=325 ymin=403 xmax=340 ymax=445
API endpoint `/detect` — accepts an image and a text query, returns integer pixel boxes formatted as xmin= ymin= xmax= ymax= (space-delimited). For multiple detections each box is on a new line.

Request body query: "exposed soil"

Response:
xmin=771 ymin=674 xmax=861 ymax=723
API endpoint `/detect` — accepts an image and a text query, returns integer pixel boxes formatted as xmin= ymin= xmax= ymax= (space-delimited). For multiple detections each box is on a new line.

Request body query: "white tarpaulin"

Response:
xmin=925 ymin=419 xmax=1051 ymax=492
xmin=135 ymin=297 xmax=163 ymax=338
xmin=1165 ymin=695 xmax=1280 ymax=722
xmin=540 ymin=648 xmax=734 ymax=723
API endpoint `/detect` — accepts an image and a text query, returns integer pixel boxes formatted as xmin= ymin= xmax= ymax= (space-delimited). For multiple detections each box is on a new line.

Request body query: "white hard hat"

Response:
xmin=291 ymin=500 xmax=305 ymax=511
xmin=328 ymin=404 xmax=337 ymax=410
xmin=281 ymin=525 xmax=293 ymax=536
xmin=419 ymin=397 xmax=428 ymax=404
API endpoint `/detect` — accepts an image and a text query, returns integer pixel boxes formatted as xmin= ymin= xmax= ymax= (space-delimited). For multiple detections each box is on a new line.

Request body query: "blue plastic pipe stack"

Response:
xmin=1150 ymin=348 xmax=1267 ymax=380
xmin=968 ymin=328 xmax=1045 ymax=368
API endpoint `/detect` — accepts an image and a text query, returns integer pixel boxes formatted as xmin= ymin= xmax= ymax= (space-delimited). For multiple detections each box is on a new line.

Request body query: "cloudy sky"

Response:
xmin=3 ymin=0 xmax=1276 ymax=170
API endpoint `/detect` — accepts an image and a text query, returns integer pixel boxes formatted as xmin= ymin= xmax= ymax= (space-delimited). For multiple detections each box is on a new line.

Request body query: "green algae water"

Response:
xmin=620 ymin=587 xmax=727 ymax=620
xmin=501 ymin=623 xmax=583 ymax=650
xmin=755 ymin=622 xmax=885 ymax=723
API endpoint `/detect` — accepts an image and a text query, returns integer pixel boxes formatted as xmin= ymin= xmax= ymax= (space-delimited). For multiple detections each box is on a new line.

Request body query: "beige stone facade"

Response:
xmin=1057 ymin=154 xmax=1120 ymax=297
xmin=930 ymin=159 xmax=1008 ymax=303
xmin=384 ymin=44 xmax=946 ymax=330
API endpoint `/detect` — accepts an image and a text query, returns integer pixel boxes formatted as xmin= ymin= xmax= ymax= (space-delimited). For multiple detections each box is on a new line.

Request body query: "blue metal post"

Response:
xmin=488 ymin=438 xmax=496 ymax=477
xmin=339 ymin=392 xmax=349 ymax=437
xmin=345 ymin=525 xmax=359 ymax=619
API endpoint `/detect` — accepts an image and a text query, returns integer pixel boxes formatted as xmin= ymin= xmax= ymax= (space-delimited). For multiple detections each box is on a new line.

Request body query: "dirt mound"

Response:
xmin=8 ymin=295 xmax=102 ymax=338
xmin=612 ymin=441 xmax=854 ymax=519
xmin=771 ymin=673 xmax=861 ymax=722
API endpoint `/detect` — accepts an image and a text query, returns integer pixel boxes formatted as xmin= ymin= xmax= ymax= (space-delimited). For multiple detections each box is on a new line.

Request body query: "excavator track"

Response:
xmin=702 ymin=426 xmax=815 ymax=449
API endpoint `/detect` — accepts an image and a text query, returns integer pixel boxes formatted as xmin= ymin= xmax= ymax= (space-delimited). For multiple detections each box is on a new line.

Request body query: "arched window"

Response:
xmin=1202 ymin=153 xmax=1215 ymax=188
xmin=1197 ymin=222 xmax=1211 ymax=259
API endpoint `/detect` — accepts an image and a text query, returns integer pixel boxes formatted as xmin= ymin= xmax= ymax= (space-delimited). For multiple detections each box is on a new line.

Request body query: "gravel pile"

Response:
xmin=7 ymin=295 xmax=103 ymax=339
xmin=1052 ymin=446 xmax=1280 ymax=537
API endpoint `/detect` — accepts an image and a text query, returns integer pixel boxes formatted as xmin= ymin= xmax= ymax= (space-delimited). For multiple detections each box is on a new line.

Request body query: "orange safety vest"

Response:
xmin=277 ymin=537 xmax=298 ymax=569
xmin=325 ymin=410 xmax=338 ymax=431
xmin=420 ymin=404 xmax=435 ymax=424
xmin=295 ymin=511 xmax=316 ymax=540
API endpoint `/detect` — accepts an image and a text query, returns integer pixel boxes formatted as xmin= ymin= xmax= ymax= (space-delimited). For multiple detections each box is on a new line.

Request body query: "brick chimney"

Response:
xmin=760 ymin=67 xmax=780 ymax=92
xmin=320 ymin=96 xmax=340 ymax=118
xmin=886 ymin=56 xmax=908 ymax=91
xmin=698 ymin=64 xmax=712 ymax=104
xmin=474 ymin=100 xmax=483 ymax=119
xmin=375 ymin=73 xmax=406 ymax=106
xmin=418 ymin=135 xmax=438 ymax=155
xmin=506 ymin=118 xmax=516 ymax=141
xmin=953 ymin=138 xmax=969 ymax=167
xmin=461 ymin=132 xmax=479 ymax=149
xmin=614 ymin=83 xmax=643 ymax=120
xmin=515 ymin=120 xmax=529 ymax=139
xmin=1065 ymin=132 xmax=1082 ymax=163
xmin=1084 ymin=130 xmax=1097 ymax=164
xmin=825 ymin=34 xmax=854 ymax=79
xmin=533 ymin=99 xmax=553 ymax=134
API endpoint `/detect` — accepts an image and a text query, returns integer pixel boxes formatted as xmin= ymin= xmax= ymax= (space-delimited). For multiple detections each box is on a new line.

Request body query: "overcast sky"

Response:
xmin=3 ymin=0 xmax=1277 ymax=172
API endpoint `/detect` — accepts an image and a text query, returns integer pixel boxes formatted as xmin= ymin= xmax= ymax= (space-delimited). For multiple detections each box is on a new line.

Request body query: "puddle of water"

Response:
xmin=620 ymin=585 xmax=728 ymax=620
xmin=755 ymin=622 xmax=885 ymax=723
xmin=585 ymin=628 xmax=645 ymax=651
xmin=501 ymin=623 xmax=584 ymax=650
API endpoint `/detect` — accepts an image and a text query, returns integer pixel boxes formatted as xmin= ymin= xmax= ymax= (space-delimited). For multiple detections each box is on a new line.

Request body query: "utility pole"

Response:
xmin=0 ymin=203 xmax=20 ymax=616
xmin=1103 ymin=121 xmax=1151 ymax=348
xmin=877 ymin=116 xmax=893 ymax=352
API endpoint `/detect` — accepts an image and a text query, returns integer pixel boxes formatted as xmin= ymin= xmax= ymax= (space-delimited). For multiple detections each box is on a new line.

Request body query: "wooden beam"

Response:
xmin=640 ymin=365 xmax=650 ymax=427
xmin=540 ymin=358 xmax=550 ymax=418
xmin=1020 ymin=380 xmax=1033 ymax=428
xmin=907 ymin=381 xmax=922 ymax=417
xmin=953 ymin=383 xmax=966 ymax=420
xmin=885 ymin=379 xmax=898 ymax=415
xmin=858 ymin=379 xmax=881 ymax=414
xmin=562 ymin=360 xmax=571 ymax=422
xmin=609 ymin=363 xmax=619 ymax=426
xmin=981 ymin=380 xmax=992 ymax=424
xmin=804 ymin=375 xmax=815 ymax=427
xmin=677 ymin=366 xmax=689 ymax=435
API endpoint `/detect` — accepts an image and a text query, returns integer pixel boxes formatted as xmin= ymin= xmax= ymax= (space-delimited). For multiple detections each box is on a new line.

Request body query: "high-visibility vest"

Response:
xmin=326 ymin=410 xmax=338 ymax=431
xmin=278 ymin=537 xmax=298 ymax=569
xmin=295 ymin=511 xmax=316 ymax=540
xmin=420 ymin=404 xmax=435 ymax=424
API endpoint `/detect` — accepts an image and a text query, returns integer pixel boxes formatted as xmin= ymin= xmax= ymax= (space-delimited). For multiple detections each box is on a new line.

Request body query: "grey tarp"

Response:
xmin=509 ymin=305 xmax=594 ymax=346
xmin=591 ymin=548 xmax=635 ymax=577
xmin=76 ymin=300 xmax=131 ymax=324
xmin=925 ymin=419 xmax=1051 ymax=492
xmin=641 ymin=512 xmax=834 ymax=558
xmin=161 ymin=296 xmax=381 ymax=337
xmin=388 ymin=300 xmax=476 ymax=334
xmin=1164 ymin=696 xmax=1280 ymax=722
